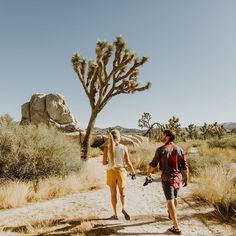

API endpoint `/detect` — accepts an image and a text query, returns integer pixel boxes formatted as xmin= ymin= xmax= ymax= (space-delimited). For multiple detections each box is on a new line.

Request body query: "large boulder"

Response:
xmin=30 ymin=93 xmax=49 ymax=124
xmin=20 ymin=93 xmax=81 ymax=133
xmin=46 ymin=93 xmax=76 ymax=124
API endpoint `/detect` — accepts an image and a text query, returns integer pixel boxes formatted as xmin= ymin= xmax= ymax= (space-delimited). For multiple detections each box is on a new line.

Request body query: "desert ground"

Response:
xmin=0 ymin=157 xmax=235 ymax=236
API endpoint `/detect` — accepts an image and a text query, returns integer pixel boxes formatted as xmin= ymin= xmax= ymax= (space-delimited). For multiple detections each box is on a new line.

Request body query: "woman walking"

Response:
xmin=103 ymin=129 xmax=136 ymax=220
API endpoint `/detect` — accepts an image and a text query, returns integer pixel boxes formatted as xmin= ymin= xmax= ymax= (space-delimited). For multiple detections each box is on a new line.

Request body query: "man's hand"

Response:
xmin=182 ymin=170 xmax=189 ymax=187
xmin=182 ymin=177 xmax=188 ymax=187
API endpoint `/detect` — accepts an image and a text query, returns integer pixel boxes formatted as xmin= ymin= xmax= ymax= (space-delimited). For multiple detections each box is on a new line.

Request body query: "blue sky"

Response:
xmin=0 ymin=0 xmax=235 ymax=128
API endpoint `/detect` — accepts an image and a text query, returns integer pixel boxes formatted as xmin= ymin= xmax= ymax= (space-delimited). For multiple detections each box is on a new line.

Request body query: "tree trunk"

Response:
xmin=81 ymin=110 xmax=98 ymax=159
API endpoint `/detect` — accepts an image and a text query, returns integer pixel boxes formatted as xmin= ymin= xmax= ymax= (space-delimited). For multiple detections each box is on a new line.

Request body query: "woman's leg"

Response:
xmin=110 ymin=185 xmax=118 ymax=216
xmin=117 ymin=169 xmax=126 ymax=210
xmin=117 ymin=169 xmax=130 ymax=220
xmin=118 ymin=186 xmax=126 ymax=210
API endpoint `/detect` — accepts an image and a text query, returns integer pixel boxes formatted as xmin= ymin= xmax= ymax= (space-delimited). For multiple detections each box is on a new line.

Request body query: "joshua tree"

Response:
xmin=165 ymin=116 xmax=181 ymax=136
xmin=138 ymin=112 xmax=162 ymax=139
xmin=185 ymin=124 xmax=198 ymax=139
xmin=138 ymin=112 xmax=152 ymax=130
xmin=210 ymin=122 xmax=226 ymax=139
xmin=200 ymin=123 xmax=211 ymax=140
xmin=72 ymin=36 xmax=151 ymax=159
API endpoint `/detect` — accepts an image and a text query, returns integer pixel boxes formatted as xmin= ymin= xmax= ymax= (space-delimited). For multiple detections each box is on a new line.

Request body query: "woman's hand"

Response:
xmin=129 ymin=173 xmax=136 ymax=180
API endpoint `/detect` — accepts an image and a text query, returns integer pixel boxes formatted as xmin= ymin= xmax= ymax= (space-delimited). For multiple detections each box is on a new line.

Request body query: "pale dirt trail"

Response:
xmin=0 ymin=157 xmax=235 ymax=236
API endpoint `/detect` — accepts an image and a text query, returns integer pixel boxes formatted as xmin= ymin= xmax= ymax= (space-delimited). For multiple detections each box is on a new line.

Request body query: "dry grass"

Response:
xmin=128 ymin=142 xmax=158 ymax=174
xmin=0 ymin=181 xmax=29 ymax=208
xmin=28 ymin=175 xmax=81 ymax=201
xmin=1 ymin=214 xmax=98 ymax=235
xmin=0 ymin=159 xmax=105 ymax=209
xmin=198 ymin=142 xmax=236 ymax=162
xmin=74 ymin=221 xmax=93 ymax=234
xmin=89 ymin=147 xmax=103 ymax=158
xmin=193 ymin=165 xmax=236 ymax=222
xmin=208 ymin=135 xmax=236 ymax=150
xmin=178 ymin=139 xmax=203 ymax=152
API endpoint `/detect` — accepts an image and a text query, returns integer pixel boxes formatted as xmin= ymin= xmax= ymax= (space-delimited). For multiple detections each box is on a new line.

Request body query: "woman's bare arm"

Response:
xmin=103 ymin=145 xmax=108 ymax=165
xmin=124 ymin=148 xmax=135 ymax=175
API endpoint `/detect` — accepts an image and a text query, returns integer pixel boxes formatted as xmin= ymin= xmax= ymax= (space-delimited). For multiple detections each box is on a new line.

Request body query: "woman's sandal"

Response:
xmin=122 ymin=209 xmax=130 ymax=220
xmin=168 ymin=226 xmax=181 ymax=235
xmin=109 ymin=215 xmax=118 ymax=220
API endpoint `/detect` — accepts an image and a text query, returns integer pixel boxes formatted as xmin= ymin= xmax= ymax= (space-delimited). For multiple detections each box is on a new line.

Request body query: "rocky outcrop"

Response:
xmin=20 ymin=93 xmax=148 ymax=149
xmin=20 ymin=93 xmax=81 ymax=133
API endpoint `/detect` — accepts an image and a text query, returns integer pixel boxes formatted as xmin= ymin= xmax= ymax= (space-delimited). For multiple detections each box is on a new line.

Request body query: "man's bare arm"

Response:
xmin=182 ymin=169 xmax=189 ymax=187
xmin=147 ymin=165 xmax=156 ymax=176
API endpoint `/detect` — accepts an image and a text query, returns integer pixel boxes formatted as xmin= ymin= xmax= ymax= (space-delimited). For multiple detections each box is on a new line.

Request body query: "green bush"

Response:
xmin=0 ymin=115 xmax=81 ymax=180
xmin=208 ymin=135 xmax=236 ymax=149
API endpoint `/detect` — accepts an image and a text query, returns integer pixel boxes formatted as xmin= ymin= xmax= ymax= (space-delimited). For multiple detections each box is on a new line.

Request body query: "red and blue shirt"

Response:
xmin=149 ymin=141 xmax=188 ymax=186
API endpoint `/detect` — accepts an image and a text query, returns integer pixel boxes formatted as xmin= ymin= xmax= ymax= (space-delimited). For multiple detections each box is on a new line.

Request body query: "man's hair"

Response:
xmin=163 ymin=129 xmax=176 ymax=141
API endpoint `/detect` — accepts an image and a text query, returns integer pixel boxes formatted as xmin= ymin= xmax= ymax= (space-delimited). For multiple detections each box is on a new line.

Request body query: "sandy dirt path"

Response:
xmin=0 ymin=158 xmax=235 ymax=236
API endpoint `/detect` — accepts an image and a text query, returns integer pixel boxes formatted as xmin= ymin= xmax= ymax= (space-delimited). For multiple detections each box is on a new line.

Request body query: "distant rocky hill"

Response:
xmin=221 ymin=122 xmax=236 ymax=130
xmin=94 ymin=125 xmax=145 ymax=135
xmin=94 ymin=122 xmax=236 ymax=135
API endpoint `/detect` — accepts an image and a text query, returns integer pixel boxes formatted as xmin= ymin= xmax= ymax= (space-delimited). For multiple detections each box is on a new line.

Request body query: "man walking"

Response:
xmin=146 ymin=130 xmax=188 ymax=235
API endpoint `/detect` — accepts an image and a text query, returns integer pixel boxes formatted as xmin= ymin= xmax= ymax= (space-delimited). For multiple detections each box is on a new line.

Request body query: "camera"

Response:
xmin=143 ymin=176 xmax=153 ymax=186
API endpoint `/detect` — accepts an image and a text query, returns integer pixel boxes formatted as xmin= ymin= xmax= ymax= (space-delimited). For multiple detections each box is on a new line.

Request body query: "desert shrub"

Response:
xmin=0 ymin=113 xmax=16 ymax=129
xmin=0 ymin=159 xmax=105 ymax=209
xmin=208 ymin=135 xmax=236 ymax=150
xmin=129 ymin=142 xmax=157 ymax=174
xmin=0 ymin=180 xmax=30 ymax=208
xmin=198 ymin=142 xmax=236 ymax=162
xmin=187 ymin=153 xmax=222 ymax=177
xmin=89 ymin=147 xmax=103 ymax=158
xmin=0 ymin=119 xmax=81 ymax=180
xmin=193 ymin=166 xmax=236 ymax=222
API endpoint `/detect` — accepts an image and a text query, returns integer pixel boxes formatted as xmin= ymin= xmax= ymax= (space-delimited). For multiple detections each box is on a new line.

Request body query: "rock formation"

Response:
xmin=20 ymin=93 xmax=81 ymax=133
xmin=20 ymin=93 xmax=148 ymax=149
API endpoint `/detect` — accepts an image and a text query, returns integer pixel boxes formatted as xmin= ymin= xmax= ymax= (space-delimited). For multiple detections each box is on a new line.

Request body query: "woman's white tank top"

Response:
xmin=108 ymin=144 xmax=126 ymax=169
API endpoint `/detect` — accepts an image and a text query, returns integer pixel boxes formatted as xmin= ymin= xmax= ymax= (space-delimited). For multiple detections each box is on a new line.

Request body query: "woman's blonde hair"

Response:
xmin=108 ymin=129 xmax=121 ymax=165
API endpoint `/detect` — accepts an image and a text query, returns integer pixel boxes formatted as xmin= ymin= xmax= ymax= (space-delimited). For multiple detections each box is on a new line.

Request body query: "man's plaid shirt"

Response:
xmin=149 ymin=141 xmax=188 ymax=183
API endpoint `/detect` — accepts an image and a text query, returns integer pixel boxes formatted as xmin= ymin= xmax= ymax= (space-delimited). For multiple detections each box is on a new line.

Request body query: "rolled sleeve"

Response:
xmin=149 ymin=148 xmax=160 ymax=168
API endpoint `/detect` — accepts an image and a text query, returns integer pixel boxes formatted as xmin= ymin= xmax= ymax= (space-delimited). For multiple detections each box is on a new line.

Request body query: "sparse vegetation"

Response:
xmin=186 ymin=135 xmax=236 ymax=222
xmin=0 ymin=114 xmax=105 ymax=209
xmin=208 ymin=135 xmax=236 ymax=150
xmin=129 ymin=142 xmax=159 ymax=174
xmin=193 ymin=166 xmax=236 ymax=223
xmin=0 ymin=116 xmax=81 ymax=180
xmin=89 ymin=147 xmax=103 ymax=158
xmin=0 ymin=161 xmax=105 ymax=209
xmin=0 ymin=113 xmax=235 ymax=224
